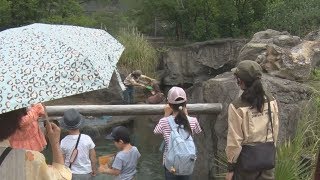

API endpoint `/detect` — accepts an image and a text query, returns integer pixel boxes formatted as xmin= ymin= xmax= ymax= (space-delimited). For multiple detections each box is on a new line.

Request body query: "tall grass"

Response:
xmin=311 ymin=68 xmax=320 ymax=81
xmin=275 ymin=94 xmax=320 ymax=180
xmin=117 ymin=27 xmax=158 ymax=76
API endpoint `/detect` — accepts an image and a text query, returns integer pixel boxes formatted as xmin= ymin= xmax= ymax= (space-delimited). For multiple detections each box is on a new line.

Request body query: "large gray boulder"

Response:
xmin=304 ymin=29 xmax=320 ymax=41
xmin=157 ymin=39 xmax=247 ymax=86
xmin=190 ymin=72 xmax=313 ymax=179
xmin=238 ymin=29 xmax=320 ymax=81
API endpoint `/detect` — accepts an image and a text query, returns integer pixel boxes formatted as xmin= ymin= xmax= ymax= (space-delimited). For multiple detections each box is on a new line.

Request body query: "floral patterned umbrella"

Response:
xmin=0 ymin=23 xmax=124 ymax=113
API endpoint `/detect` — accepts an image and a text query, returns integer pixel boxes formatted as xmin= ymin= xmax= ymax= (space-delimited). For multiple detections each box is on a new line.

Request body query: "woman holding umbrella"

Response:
xmin=0 ymin=108 xmax=72 ymax=180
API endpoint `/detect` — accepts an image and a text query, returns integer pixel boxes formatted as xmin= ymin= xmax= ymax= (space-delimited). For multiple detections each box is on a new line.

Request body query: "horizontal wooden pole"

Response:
xmin=46 ymin=103 xmax=222 ymax=116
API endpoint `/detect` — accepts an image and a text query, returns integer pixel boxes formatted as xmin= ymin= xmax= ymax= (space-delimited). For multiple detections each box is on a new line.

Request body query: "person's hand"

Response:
xmin=45 ymin=121 xmax=61 ymax=146
xmin=91 ymin=169 xmax=97 ymax=176
xmin=164 ymin=104 xmax=173 ymax=117
xmin=225 ymin=172 xmax=234 ymax=180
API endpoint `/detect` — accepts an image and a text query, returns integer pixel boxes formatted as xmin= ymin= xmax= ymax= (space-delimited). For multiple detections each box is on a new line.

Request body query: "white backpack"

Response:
xmin=164 ymin=116 xmax=196 ymax=175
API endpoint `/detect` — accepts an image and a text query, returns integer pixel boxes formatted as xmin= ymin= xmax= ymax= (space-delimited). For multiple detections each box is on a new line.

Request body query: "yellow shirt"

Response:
xmin=0 ymin=140 xmax=71 ymax=180
xmin=225 ymin=96 xmax=279 ymax=163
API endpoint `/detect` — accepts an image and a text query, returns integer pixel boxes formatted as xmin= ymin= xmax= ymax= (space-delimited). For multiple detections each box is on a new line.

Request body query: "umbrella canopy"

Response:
xmin=0 ymin=23 xmax=124 ymax=113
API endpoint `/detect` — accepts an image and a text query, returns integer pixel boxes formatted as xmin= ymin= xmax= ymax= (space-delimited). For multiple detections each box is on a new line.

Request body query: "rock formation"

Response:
xmin=157 ymin=39 xmax=248 ymax=86
xmin=238 ymin=29 xmax=320 ymax=81
xmin=305 ymin=29 xmax=320 ymax=41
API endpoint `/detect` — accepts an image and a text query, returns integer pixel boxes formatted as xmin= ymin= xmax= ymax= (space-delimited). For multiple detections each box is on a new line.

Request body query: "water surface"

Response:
xmin=45 ymin=116 xmax=164 ymax=180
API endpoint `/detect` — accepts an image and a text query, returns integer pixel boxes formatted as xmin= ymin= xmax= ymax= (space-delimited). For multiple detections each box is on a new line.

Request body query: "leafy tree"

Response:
xmin=215 ymin=0 xmax=238 ymax=37
xmin=137 ymin=0 xmax=269 ymax=40
xmin=0 ymin=0 xmax=12 ymax=30
xmin=9 ymin=0 xmax=41 ymax=26
xmin=263 ymin=0 xmax=320 ymax=36
xmin=0 ymin=0 xmax=97 ymax=30
xmin=137 ymin=0 xmax=218 ymax=41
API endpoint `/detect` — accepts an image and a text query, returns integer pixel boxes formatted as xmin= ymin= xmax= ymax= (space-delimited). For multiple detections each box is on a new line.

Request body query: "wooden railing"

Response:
xmin=46 ymin=103 xmax=222 ymax=116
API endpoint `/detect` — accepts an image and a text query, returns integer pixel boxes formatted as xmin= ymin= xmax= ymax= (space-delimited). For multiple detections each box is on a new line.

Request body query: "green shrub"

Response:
xmin=116 ymin=27 xmax=158 ymax=76
xmin=275 ymin=97 xmax=319 ymax=180
xmin=311 ymin=68 xmax=320 ymax=81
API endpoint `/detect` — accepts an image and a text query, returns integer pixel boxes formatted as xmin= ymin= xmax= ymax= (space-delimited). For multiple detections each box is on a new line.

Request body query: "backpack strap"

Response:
xmin=0 ymin=147 xmax=12 ymax=166
xmin=167 ymin=116 xmax=176 ymax=131
xmin=265 ymin=97 xmax=275 ymax=143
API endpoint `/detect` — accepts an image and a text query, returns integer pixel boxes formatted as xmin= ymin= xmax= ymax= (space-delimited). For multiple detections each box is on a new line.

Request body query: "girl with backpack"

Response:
xmin=154 ymin=86 xmax=202 ymax=180
xmin=225 ymin=60 xmax=279 ymax=180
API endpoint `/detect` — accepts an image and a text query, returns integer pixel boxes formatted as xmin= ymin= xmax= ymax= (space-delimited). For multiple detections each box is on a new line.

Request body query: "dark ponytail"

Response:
xmin=169 ymin=98 xmax=192 ymax=137
xmin=241 ymin=78 xmax=265 ymax=113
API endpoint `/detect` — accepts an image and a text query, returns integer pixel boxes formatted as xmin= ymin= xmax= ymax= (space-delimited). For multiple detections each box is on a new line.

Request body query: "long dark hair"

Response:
xmin=169 ymin=98 xmax=192 ymax=136
xmin=0 ymin=108 xmax=27 ymax=141
xmin=241 ymin=78 xmax=265 ymax=113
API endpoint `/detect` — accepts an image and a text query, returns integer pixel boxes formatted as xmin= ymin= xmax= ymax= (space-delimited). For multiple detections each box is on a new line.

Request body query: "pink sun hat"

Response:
xmin=167 ymin=86 xmax=187 ymax=104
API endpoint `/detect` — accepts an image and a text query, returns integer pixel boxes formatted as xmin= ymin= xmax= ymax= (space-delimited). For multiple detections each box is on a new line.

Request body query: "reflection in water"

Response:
xmin=44 ymin=116 xmax=164 ymax=180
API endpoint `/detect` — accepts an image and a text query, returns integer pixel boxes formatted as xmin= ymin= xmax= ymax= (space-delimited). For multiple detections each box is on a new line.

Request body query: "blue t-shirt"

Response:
xmin=112 ymin=146 xmax=141 ymax=180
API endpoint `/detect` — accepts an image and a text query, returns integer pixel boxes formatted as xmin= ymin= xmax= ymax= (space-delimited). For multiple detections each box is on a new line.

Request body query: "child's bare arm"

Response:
xmin=98 ymin=166 xmax=121 ymax=176
xmin=89 ymin=149 xmax=97 ymax=176
xmin=105 ymin=167 xmax=121 ymax=176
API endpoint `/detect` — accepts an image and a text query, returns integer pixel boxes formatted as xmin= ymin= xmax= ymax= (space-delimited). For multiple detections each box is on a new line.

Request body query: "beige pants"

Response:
xmin=233 ymin=168 xmax=274 ymax=180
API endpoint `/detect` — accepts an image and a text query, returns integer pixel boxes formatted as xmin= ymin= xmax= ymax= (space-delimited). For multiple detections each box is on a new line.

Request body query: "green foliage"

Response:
xmin=137 ymin=0 xmax=218 ymax=40
xmin=117 ymin=28 xmax=157 ymax=76
xmin=0 ymin=0 xmax=95 ymax=30
xmin=9 ymin=0 xmax=41 ymax=26
xmin=41 ymin=15 xmax=97 ymax=27
xmin=311 ymin=68 xmax=320 ymax=81
xmin=274 ymin=98 xmax=319 ymax=180
xmin=0 ymin=0 xmax=12 ymax=28
xmin=92 ymin=10 xmax=134 ymax=34
xmin=263 ymin=0 xmax=320 ymax=37
xmin=136 ymin=0 xmax=270 ymax=40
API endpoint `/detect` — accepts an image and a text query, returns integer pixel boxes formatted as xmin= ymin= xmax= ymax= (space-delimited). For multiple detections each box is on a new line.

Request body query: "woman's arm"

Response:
xmin=225 ymin=104 xmax=244 ymax=169
xmin=46 ymin=121 xmax=64 ymax=165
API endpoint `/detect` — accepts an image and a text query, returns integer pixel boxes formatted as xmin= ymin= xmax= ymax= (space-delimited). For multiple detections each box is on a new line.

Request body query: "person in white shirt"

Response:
xmin=60 ymin=109 xmax=97 ymax=180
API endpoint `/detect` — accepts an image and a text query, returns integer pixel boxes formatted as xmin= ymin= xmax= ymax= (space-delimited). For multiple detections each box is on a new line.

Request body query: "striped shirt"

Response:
xmin=153 ymin=115 xmax=202 ymax=161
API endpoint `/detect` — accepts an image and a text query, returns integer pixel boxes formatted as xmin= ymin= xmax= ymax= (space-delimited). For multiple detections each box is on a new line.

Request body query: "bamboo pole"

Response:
xmin=46 ymin=103 xmax=222 ymax=116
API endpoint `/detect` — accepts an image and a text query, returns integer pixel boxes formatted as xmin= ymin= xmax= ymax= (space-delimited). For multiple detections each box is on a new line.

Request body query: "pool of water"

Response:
xmin=44 ymin=116 xmax=164 ymax=180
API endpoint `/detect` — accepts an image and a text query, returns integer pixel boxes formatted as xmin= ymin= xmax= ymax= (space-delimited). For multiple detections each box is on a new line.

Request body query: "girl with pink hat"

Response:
xmin=154 ymin=86 xmax=202 ymax=180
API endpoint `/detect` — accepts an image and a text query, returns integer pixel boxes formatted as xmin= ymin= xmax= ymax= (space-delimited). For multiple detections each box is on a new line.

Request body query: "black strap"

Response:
xmin=75 ymin=134 xmax=81 ymax=149
xmin=0 ymin=147 xmax=12 ymax=166
xmin=69 ymin=134 xmax=81 ymax=168
xmin=266 ymin=97 xmax=275 ymax=143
